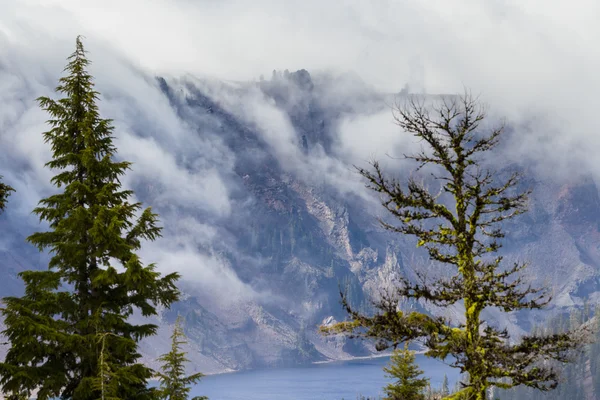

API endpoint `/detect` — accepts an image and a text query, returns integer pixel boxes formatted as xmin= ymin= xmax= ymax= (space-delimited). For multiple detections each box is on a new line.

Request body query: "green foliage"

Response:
xmin=92 ymin=333 xmax=122 ymax=400
xmin=156 ymin=316 xmax=207 ymax=400
xmin=0 ymin=175 xmax=14 ymax=214
xmin=0 ymin=36 xmax=180 ymax=400
xmin=321 ymin=93 xmax=586 ymax=400
xmin=383 ymin=343 xmax=428 ymax=400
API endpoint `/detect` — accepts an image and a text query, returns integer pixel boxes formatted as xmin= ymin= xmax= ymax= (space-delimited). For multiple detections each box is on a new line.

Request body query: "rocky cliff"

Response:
xmin=1 ymin=69 xmax=598 ymax=374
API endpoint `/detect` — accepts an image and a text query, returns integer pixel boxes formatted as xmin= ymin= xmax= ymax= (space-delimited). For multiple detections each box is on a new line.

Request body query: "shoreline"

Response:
xmin=312 ymin=352 xmax=392 ymax=365
xmin=313 ymin=349 xmax=427 ymax=365
xmin=199 ymin=353 xmax=393 ymax=377
xmin=202 ymin=350 xmax=428 ymax=376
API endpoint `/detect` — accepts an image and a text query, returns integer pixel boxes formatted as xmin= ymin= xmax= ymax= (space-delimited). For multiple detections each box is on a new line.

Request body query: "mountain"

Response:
xmin=0 ymin=69 xmax=598 ymax=375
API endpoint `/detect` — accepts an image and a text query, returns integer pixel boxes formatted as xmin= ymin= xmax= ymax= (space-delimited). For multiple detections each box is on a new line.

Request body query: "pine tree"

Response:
xmin=441 ymin=374 xmax=449 ymax=397
xmin=93 ymin=332 xmax=121 ymax=400
xmin=0 ymin=175 xmax=14 ymax=214
xmin=425 ymin=384 xmax=433 ymax=400
xmin=453 ymin=380 xmax=462 ymax=396
xmin=321 ymin=94 xmax=585 ymax=399
xmin=156 ymin=316 xmax=207 ymax=400
xmin=383 ymin=342 xmax=428 ymax=400
xmin=583 ymin=299 xmax=590 ymax=323
xmin=0 ymin=36 xmax=180 ymax=400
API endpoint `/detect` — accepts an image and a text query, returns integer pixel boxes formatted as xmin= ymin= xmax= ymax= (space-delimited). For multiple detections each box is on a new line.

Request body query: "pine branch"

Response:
xmin=0 ymin=177 xmax=15 ymax=214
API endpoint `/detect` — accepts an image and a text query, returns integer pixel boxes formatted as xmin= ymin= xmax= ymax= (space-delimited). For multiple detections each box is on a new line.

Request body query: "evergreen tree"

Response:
xmin=453 ymin=379 xmax=462 ymax=396
xmin=0 ymin=36 xmax=180 ymax=400
xmin=156 ymin=316 xmax=207 ymax=400
xmin=383 ymin=342 xmax=428 ymax=400
xmin=583 ymin=299 xmax=590 ymax=323
xmin=425 ymin=384 xmax=433 ymax=400
xmin=321 ymin=94 xmax=585 ymax=399
xmin=0 ymin=175 xmax=14 ymax=214
xmin=92 ymin=332 xmax=121 ymax=400
xmin=441 ymin=374 xmax=449 ymax=397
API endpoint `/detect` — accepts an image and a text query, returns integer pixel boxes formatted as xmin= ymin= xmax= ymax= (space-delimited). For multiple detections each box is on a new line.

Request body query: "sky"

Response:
xmin=2 ymin=0 xmax=599 ymax=167
xmin=1 ymin=0 xmax=600 ymax=303
xmin=1 ymin=0 xmax=597 ymax=92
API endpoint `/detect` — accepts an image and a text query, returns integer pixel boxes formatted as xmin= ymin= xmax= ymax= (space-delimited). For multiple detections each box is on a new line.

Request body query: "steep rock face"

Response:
xmin=1 ymin=71 xmax=600 ymax=374
xmin=141 ymin=73 xmax=600 ymax=371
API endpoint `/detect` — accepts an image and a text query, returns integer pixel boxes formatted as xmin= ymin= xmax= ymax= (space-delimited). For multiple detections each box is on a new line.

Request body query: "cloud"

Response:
xmin=0 ymin=4 xmax=243 ymax=295
xmin=209 ymin=81 xmax=303 ymax=164
xmin=2 ymin=0 xmax=600 ymax=307
xmin=1 ymin=0 xmax=599 ymax=169
xmin=139 ymin=216 xmax=258 ymax=304
xmin=117 ymin=134 xmax=232 ymax=217
xmin=334 ymin=111 xmax=419 ymax=167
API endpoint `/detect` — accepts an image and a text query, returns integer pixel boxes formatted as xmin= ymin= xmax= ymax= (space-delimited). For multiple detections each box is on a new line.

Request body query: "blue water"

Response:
xmin=190 ymin=355 xmax=459 ymax=400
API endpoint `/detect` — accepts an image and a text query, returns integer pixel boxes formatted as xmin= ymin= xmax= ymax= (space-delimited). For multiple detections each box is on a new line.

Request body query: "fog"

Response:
xmin=1 ymin=0 xmax=599 ymax=301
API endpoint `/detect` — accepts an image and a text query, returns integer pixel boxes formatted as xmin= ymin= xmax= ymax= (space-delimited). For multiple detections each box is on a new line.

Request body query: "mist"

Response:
xmin=1 ymin=0 xmax=600 ymax=306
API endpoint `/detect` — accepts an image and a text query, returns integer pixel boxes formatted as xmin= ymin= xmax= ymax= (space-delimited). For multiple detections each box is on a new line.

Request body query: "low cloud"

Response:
xmin=3 ymin=0 xmax=600 ymax=179
xmin=140 ymin=217 xmax=258 ymax=304
xmin=2 ymin=0 xmax=600 ymax=307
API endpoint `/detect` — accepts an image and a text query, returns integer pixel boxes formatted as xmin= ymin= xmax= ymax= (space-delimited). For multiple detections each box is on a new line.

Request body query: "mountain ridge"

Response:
xmin=1 ymin=69 xmax=598 ymax=374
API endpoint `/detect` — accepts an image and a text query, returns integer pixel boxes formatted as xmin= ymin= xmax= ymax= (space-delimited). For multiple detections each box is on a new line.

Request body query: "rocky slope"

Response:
xmin=1 ymin=69 xmax=599 ymax=374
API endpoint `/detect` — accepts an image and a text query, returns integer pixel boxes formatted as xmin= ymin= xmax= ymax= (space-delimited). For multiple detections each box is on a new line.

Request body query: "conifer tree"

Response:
xmin=383 ymin=342 xmax=428 ymax=400
xmin=93 ymin=332 xmax=121 ymax=400
xmin=0 ymin=36 xmax=180 ymax=400
xmin=441 ymin=374 xmax=449 ymax=397
xmin=156 ymin=316 xmax=207 ymax=400
xmin=0 ymin=176 xmax=14 ymax=213
xmin=425 ymin=384 xmax=433 ymax=400
xmin=321 ymin=94 xmax=585 ymax=399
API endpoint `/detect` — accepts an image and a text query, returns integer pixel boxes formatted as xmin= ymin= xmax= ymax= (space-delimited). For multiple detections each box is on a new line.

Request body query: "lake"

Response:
xmin=191 ymin=355 xmax=459 ymax=400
